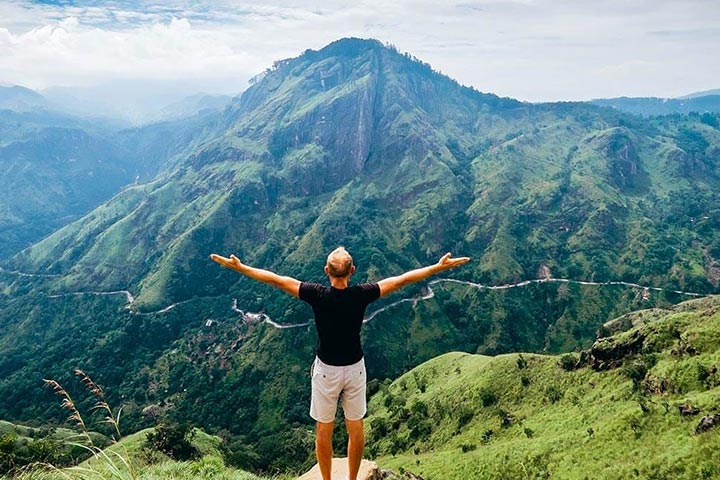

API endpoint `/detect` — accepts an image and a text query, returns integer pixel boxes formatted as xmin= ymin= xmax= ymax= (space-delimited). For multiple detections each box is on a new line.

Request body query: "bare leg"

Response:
xmin=316 ymin=421 xmax=334 ymax=480
xmin=345 ymin=418 xmax=365 ymax=480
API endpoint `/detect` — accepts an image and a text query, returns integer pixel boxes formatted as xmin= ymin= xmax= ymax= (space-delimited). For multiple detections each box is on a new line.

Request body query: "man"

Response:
xmin=210 ymin=247 xmax=469 ymax=480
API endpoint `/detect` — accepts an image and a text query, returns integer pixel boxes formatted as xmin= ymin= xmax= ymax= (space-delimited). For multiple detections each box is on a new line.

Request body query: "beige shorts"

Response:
xmin=310 ymin=356 xmax=367 ymax=423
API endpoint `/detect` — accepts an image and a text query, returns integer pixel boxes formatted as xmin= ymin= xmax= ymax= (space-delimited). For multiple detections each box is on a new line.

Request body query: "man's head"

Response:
xmin=324 ymin=246 xmax=355 ymax=278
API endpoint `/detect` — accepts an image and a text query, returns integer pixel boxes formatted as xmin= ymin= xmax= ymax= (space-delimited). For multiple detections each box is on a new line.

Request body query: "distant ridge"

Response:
xmin=592 ymin=92 xmax=720 ymax=116
xmin=680 ymin=88 xmax=720 ymax=99
xmin=0 ymin=85 xmax=47 ymax=111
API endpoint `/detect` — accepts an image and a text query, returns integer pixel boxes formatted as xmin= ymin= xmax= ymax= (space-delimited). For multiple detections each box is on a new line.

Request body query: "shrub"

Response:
xmin=696 ymin=362 xmax=718 ymax=388
xmin=0 ymin=433 xmax=17 ymax=475
xmin=479 ymin=389 xmax=498 ymax=407
xmin=460 ymin=443 xmax=477 ymax=453
xmin=412 ymin=372 xmax=428 ymax=393
xmin=622 ymin=355 xmax=657 ymax=389
xmin=456 ymin=407 xmax=474 ymax=431
xmin=545 ymin=385 xmax=563 ymax=404
xmin=144 ymin=423 xmax=199 ymax=461
xmin=370 ymin=418 xmax=389 ymax=439
xmin=409 ymin=400 xmax=428 ymax=418
xmin=517 ymin=354 xmax=528 ymax=370
xmin=366 ymin=378 xmax=382 ymax=397
xmin=627 ymin=415 xmax=642 ymax=438
xmin=499 ymin=409 xmax=514 ymax=428
xmin=390 ymin=437 xmax=407 ymax=455
xmin=559 ymin=353 xmax=579 ymax=371
xmin=408 ymin=421 xmax=432 ymax=443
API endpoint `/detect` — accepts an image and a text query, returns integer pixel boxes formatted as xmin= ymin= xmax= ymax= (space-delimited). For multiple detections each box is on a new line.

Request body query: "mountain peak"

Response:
xmin=0 ymin=84 xmax=47 ymax=111
xmin=313 ymin=36 xmax=385 ymax=57
xmin=1 ymin=84 xmax=42 ymax=96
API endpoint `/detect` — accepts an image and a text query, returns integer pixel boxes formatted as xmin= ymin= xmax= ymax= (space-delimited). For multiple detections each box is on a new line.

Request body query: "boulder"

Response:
xmin=298 ymin=458 xmax=382 ymax=480
xmin=696 ymin=414 xmax=720 ymax=434
xmin=379 ymin=469 xmax=425 ymax=480
xmin=678 ymin=403 xmax=700 ymax=416
xmin=589 ymin=329 xmax=646 ymax=370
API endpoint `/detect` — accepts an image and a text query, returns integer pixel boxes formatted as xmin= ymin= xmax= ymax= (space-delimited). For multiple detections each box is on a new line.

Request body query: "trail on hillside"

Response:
xmin=365 ymin=277 xmax=706 ymax=323
xmin=0 ymin=266 xmax=61 ymax=278
xmin=47 ymin=290 xmax=136 ymax=303
xmin=39 ymin=275 xmax=713 ymax=329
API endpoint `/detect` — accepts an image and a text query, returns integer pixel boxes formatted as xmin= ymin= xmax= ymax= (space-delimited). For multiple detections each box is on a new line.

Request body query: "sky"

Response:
xmin=0 ymin=0 xmax=719 ymax=103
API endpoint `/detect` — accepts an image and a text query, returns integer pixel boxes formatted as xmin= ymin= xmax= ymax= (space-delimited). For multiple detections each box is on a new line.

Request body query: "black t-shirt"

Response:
xmin=299 ymin=282 xmax=381 ymax=366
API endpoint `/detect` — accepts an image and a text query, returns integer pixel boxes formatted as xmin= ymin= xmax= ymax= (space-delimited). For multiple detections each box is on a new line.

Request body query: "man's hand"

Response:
xmin=378 ymin=252 xmax=471 ymax=297
xmin=436 ymin=252 xmax=471 ymax=272
xmin=209 ymin=253 xmax=300 ymax=297
xmin=210 ymin=253 xmax=244 ymax=272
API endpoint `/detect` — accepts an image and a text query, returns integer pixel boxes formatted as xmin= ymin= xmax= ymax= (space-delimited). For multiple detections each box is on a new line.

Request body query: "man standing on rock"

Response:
xmin=211 ymin=247 xmax=469 ymax=480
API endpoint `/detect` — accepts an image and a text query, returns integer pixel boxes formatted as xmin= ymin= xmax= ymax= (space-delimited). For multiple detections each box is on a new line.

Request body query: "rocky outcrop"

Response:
xmin=537 ymin=264 xmax=552 ymax=280
xmin=695 ymin=414 xmax=720 ymax=434
xmin=678 ymin=403 xmax=700 ymax=416
xmin=380 ymin=471 xmax=425 ymax=480
xmin=594 ymin=127 xmax=646 ymax=192
xmin=589 ymin=329 xmax=646 ymax=370
xmin=298 ymin=458 xmax=382 ymax=480
xmin=297 ymin=459 xmax=424 ymax=480
xmin=599 ymin=309 xmax=669 ymax=337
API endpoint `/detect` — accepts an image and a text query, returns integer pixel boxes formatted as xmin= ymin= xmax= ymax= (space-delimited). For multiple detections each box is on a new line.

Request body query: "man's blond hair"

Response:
xmin=326 ymin=247 xmax=354 ymax=278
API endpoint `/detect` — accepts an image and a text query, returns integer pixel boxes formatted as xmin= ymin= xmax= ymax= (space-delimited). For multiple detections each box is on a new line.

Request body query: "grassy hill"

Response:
xmin=365 ymin=295 xmax=720 ymax=479
xmin=5 ymin=426 xmax=275 ymax=480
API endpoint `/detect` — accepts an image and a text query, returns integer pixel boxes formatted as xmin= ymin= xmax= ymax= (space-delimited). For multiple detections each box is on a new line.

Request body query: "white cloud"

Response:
xmin=0 ymin=0 xmax=718 ymax=101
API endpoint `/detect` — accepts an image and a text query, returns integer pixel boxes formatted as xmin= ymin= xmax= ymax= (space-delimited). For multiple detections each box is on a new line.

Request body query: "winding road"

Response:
xmin=35 ymin=275 xmax=714 ymax=330
xmin=0 ymin=266 xmax=61 ymax=278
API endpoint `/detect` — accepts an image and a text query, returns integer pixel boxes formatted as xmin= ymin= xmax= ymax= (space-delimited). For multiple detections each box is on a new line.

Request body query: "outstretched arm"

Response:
xmin=377 ymin=253 xmax=470 ymax=297
xmin=210 ymin=254 xmax=301 ymax=298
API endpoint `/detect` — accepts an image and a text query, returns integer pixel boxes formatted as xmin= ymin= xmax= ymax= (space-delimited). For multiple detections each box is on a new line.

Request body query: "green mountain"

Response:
xmin=366 ymin=295 xmax=720 ymax=479
xmin=0 ymin=115 xmax=134 ymax=258
xmin=0 ymin=103 xmax=226 ymax=259
xmin=1 ymin=37 xmax=719 ymax=473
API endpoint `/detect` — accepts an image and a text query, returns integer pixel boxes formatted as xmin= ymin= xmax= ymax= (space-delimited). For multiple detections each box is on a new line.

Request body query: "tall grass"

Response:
xmin=10 ymin=372 xmax=282 ymax=480
xmin=9 ymin=370 xmax=138 ymax=480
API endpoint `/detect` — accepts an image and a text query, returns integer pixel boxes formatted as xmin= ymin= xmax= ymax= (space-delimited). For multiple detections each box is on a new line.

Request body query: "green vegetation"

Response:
xmin=1 ymin=370 xmax=275 ymax=480
xmin=1 ymin=38 xmax=719 ymax=475
xmin=0 ymin=420 xmax=108 ymax=476
xmin=366 ymin=296 xmax=720 ymax=479
xmin=0 ymin=122 xmax=133 ymax=258
xmin=4 ymin=427 xmax=276 ymax=480
xmin=0 ymin=95 xmax=222 ymax=259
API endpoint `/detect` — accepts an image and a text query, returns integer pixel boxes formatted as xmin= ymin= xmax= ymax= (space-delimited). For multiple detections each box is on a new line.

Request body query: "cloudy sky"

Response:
xmin=0 ymin=0 xmax=718 ymax=102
